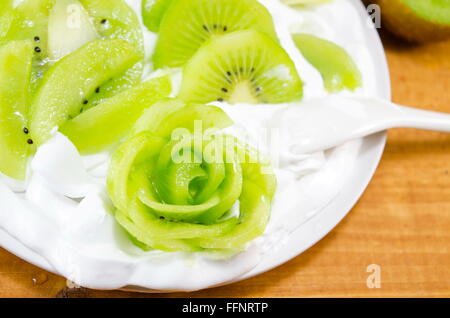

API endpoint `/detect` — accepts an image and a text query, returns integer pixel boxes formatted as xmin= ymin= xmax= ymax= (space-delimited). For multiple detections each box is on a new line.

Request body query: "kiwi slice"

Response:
xmin=0 ymin=41 xmax=33 ymax=180
xmin=152 ymin=0 xmax=278 ymax=69
xmin=107 ymin=99 xmax=277 ymax=252
xmin=292 ymin=33 xmax=362 ymax=92
xmin=5 ymin=0 xmax=144 ymax=97
xmin=5 ymin=0 xmax=54 ymax=92
xmin=60 ymin=76 xmax=172 ymax=154
xmin=141 ymin=0 xmax=175 ymax=32
xmin=79 ymin=0 xmax=145 ymax=107
xmin=0 ymin=0 xmax=14 ymax=40
xmin=29 ymin=39 xmax=141 ymax=146
xmin=369 ymin=0 xmax=450 ymax=42
xmin=178 ymin=30 xmax=303 ymax=104
xmin=47 ymin=0 xmax=99 ymax=61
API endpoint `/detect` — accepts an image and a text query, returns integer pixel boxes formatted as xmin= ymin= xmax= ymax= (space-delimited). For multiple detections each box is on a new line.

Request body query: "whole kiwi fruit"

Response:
xmin=366 ymin=0 xmax=450 ymax=42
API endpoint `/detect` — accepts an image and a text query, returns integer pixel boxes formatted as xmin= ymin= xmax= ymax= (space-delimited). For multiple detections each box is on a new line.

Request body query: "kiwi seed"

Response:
xmin=34 ymin=36 xmax=40 ymax=42
xmin=95 ymin=87 xmax=100 ymax=93
xmin=27 ymin=139 xmax=33 ymax=145
xmin=101 ymin=19 xmax=108 ymax=24
xmin=83 ymin=100 xmax=88 ymax=105
xmin=23 ymin=128 xmax=29 ymax=134
xmin=34 ymin=47 xmax=41 ymax=53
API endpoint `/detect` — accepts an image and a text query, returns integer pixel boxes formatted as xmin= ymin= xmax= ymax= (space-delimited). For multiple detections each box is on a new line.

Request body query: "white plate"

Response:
xmin=0 ymin=0 xmax=390 ymax=293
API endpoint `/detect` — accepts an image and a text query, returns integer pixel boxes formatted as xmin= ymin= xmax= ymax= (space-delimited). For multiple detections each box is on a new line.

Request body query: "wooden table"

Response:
xmin=1 ymin=31 xmax=449 ymax=298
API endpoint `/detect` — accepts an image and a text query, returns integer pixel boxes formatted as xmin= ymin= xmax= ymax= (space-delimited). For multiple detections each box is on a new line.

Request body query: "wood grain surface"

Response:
xmin=1 ymin=31 xmax=449 ymax=298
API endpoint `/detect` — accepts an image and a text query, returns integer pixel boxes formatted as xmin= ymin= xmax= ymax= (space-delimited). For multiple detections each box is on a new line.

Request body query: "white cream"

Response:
xmin=0 ymin=0 xmax=381 ymax=291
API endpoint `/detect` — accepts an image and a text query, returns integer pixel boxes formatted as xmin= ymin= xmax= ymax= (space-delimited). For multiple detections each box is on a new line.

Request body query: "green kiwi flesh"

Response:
xmin=5 ymin=0 xmax=54 ymax=92
xmin=60 ymin=76 xmax=172 ymax=154
xmin=292 ymin=33 xmax=362 ymax=92
xmin=153 ymin=0 xmax=278 ymax=68
xmin=0 ymin=0 xmax=14 ymax=40
xmin=0 ymin=41 xmax=33 ymax=180
xmin=5 ymin=0 xmax=144 ymax=98
xmin=178 ymin=30 xmax=303 ymax=104
xmin=142 ymin=0 xmax=175 ymax=32
xmin=402 ymin=0 xmax=450 ymax=25
xmin=47 ymin=0 xmax=99 ymax=61
xmin=29 ymin=39 xmax=141 ymax=146
xmin=79 ymin=0 xmax=145 ymax=107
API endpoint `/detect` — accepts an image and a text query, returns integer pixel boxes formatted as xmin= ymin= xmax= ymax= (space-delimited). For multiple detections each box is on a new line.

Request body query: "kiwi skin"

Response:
xmin=367 ymin=0 xmax=450 ymax=42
